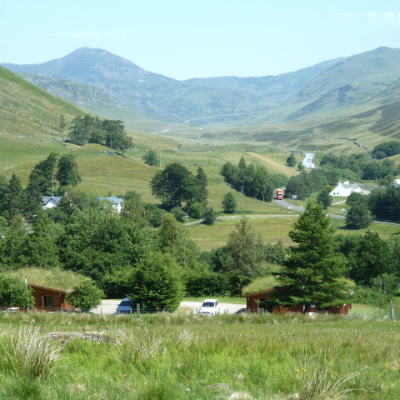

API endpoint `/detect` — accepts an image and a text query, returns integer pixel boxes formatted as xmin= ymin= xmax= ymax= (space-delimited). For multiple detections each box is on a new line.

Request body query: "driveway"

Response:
xmin=92 ymin=300 xmax=246 ymax=315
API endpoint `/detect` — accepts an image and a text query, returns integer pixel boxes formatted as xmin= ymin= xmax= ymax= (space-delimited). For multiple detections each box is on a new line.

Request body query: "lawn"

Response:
xmin=1 ymin=312 xmax=400 ymax=399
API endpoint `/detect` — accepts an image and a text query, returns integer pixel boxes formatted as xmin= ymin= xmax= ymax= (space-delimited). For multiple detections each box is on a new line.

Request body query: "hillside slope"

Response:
xmin=0 ymin=66 xmax=85 ymax=139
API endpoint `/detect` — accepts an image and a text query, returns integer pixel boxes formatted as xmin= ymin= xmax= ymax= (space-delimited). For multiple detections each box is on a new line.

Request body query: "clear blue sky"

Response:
xmin=2 ymin=0 xmax=400 ymax=80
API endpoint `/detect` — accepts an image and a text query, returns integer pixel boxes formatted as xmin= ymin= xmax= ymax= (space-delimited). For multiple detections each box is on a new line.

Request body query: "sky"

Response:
xmin=2 ymin=0 xmax=400 ymax=80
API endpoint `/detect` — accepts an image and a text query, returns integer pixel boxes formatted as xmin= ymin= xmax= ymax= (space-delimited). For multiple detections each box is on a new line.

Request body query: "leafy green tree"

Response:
xmin=127 ymin=252 xmax=184 ymax=311
xmin=345 ymin=199 xmax=373 ymax=229
xmin=316 ymin=187 xmax=332 ymax=210
xmin=222 ymin=192 xmax=237 ymax=214
xmin=29 ymin=153 xmax=59 ymax=195
xmin=297 ymin=161 xmax=305 ymax=171
xmin=144 ymin=204 xmax=164 ymax=227
xmin=23 ymin=171 xmax=43 ymax=221
xmin=158 ymin=213 xmax=187 ymax=258
xmin=345 ymin=231 xmax=395 ymax=286
xmin=373 ymin=141 xmax=400 ymax=159
xmin=25 ymin=210 xmax=59 ymax=268
xmin=264 ymin=241 xmax=286 ymax=265
xmin=56 ymin=154 xmax=82 ymax=188
xmin=203 ymin=206 xmax=216 ymax=225
xmin=195 ymin=167 xmax=208 ymax=206
xmin=274 ymin=201 xmax=349 ymax=310
xmin=371 ymin=273 xmax=398 ymax=295
xmin=0 ymin=274 xmax=34 ymax=308
xmin=150 ymin=163 xmax=197 ymax=207
xmin=222 ymin=216 xmax=265 ymax=277
xmin=0 ymin=175 xmax=8 ymax=217
xmin=271 ymin=173 xmax=289 ymax=188
xmin=171 ymin=207 xmax=187 ymax=222
xmin=286 ymin=153 xmax=296 ymax=167
xmin=143 ymin=150 xmax=159 ymax=166
xmin=66 ymin=280 xmax=104 ymax=310
xmin=188 ymin=202 xmax=204 ymax=219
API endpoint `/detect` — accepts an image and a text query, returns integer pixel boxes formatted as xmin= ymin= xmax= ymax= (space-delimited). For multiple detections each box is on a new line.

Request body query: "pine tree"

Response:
xmin=29 ymin=152 xmax=59 ymax=195
xmin=222 ymin=192 xmax=237 ymax=214
xmin=24 ymin=171 xmax=43 ymax=221
xmin=203 ymin=206 xmax=216 ymax=225
xmin=238 ymin=156 xmax=247 ymax=171
xmin=195 ymin=166 xmax=208 ymax=206
xmin=316 ymin=188 xmax=332 ymax=210
xmin=274 ymin=201 xmax=349 ymax=310
xmin=345 ymin=200 xmax=373 ymax=229
xmin=6 ymin=174 xmax=24 ymax=220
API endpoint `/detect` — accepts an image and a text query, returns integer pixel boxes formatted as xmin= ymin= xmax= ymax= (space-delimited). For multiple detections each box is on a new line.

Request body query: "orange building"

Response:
xmin=28 ymin=284 xmax=74 ymax=312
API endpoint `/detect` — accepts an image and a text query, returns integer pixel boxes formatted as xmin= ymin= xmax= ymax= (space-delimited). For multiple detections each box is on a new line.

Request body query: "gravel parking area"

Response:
xmin=92 ymin=300 xmax=246 ymax=315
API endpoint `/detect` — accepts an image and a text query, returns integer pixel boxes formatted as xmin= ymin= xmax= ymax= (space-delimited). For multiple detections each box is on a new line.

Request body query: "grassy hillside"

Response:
xmin=0 ymin=66 xmax=85 ymax=139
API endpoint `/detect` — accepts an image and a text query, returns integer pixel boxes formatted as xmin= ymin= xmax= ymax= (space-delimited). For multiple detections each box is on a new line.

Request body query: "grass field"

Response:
xmin=1 ymin=312 xmax=400 ymax=399
xmin=188 ymin=216 xmax=400 ymax=250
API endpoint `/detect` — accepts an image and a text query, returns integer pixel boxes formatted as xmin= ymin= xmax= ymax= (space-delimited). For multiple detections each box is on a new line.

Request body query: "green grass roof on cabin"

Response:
xmin=9 ymin=268 xmax=86 ymax=292
xmin=242 ymin=276 xmax=278 ymax=296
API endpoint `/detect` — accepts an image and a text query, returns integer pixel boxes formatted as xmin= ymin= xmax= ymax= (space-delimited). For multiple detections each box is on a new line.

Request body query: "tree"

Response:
xmin=187 ymin=202 xmax=204 ymax=219
xmin=297 ymin=161 xmax=305 ymax=171
xmin=158 ymin=213 xmax=187 ymax=259
xmin=222 ymin=216 xmax=265 ymax=277
xmin=195 ymin=167 xmax=208 ymax=206
xmin=59 ymin=114 xmax=66 ymax=141
xmin=143 ymin=150 xmax=159 ymax=167
xmin=6 ymin=174 xmax=24 ymax=220
xmin=316 ymin=187 xmax=332 ymax=210
xmin=0 ymin=274 xmax=34 ymax=308
xmin=238 ymin=156 xmax=247 ymax=171
xmin=23 ymin=171 xmax=43 ymax=221
xmin=274 ymin=201 xmax=349 ymax=310
xmin=150 ymin=163 xmax=197 ymax=207
xmin=127 ymin=252 xmax=185 ymax=310
xmin=29 ymin=153 xmax=59 ymax=195
xmin=66 ymin=280 xmax=104 ymax=310
xmin=345 ymin=199 xmax=373 ymax=229
xmin=56 ymin=154 xmax=82 ymax=188
xmin=203 ymin=206 xmax=216 ymax=225
xmin=222 ymin=192 xmax=237 ymax=214
xmin=286 ymin=153 xmax=296 ymax=167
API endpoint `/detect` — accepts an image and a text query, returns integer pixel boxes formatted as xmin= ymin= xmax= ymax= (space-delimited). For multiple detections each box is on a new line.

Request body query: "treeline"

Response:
xmin=220 ymin=156 xmax=288 ymax=201
xmin=372 ymin=140 xmax=400 ymax=159
xmin=69 ymin=115 xmax=133 ymax=151
xmin=0 ymin=153 xmax=81 ymax=221
xmin=320 ymin=152 xmax=400 ymax=181
xmin=285 ymin=169 xmax=338 ymax=200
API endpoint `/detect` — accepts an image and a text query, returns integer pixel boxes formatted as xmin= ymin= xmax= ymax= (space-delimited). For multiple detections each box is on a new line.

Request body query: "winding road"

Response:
xmin=303 ymin=152 xmax=315 ymax=169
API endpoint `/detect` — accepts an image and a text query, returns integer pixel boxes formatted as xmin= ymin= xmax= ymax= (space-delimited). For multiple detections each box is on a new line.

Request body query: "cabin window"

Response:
xmin=41 ymin=295 xmax=53 ymax=307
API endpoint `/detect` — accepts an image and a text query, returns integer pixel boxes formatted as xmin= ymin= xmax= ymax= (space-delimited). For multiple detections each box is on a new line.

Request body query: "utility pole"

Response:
xmin=262 ymin=193 xmax=264 ymax=212
xmin=241 ymin=186 xmax=244 ymax=209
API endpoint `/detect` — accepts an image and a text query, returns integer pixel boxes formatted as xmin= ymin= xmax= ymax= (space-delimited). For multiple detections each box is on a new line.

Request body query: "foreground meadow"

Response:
xmin=1 ymin=312 xmax=400 ymax=400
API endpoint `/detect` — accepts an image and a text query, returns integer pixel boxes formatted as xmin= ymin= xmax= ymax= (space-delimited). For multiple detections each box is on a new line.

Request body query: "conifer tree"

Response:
xmin=222 ymin=192 xmax=237 ymax=214
xmin=195 ymin=166 xmax=208 ymax=206
xmin=316 ymin=187 xmax=332 ymax=210
xmin=23 ymin=171 xmax=43 ymax=221
xmin=6 ymin=174 xmax=24 ymax=220
xmin=238 ymin=156 xmax=247 ymax=171
xmin=274 ymin=201 xmax=349 ymax=310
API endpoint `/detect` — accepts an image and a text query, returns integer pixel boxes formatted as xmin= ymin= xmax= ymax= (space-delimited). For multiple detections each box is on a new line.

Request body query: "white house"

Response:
xmin=330 ymin=181 xmax=362 ymax=197
xmin=97 ymin=197 xmax=123 ymax=213
xmin=42 ymin=195 xmax=62 ymax=209
xmin=393 ymin=179 xmax=400 ymax=187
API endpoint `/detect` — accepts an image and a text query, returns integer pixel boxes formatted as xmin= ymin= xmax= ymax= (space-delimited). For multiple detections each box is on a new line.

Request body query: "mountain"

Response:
xmin=0 ymin=66 xmax=84 ymax=139
xmin=247 ymin=47 xmax=400 ymax=125
xmin=2 ymin=48 xmax=343 ymax=126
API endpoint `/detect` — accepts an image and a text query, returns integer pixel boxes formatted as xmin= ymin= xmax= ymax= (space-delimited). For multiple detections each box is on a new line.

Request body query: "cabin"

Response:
xmin=242 ymin=290 xmax=351 ymax=315
xmin=28 ymin=284 xmax=74 ymax=312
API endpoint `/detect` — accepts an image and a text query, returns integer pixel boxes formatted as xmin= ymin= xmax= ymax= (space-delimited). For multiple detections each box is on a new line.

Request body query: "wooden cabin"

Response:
xmin=29 ymin=284 xmax=74 ymax=312
xmin=242 ymin=290 xmax=351 ymax=315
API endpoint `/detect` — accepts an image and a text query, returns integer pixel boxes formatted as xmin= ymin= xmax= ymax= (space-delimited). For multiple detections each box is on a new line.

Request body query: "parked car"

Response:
xmin=198 ymin=299 xmax=220 ymax=316
xmin=116 ymin=298 xmax=133 ymax=314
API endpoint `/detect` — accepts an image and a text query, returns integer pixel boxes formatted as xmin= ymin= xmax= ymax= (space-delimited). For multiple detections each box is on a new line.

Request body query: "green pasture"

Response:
xmin=1 ymin=313 xmax=400 ymax=399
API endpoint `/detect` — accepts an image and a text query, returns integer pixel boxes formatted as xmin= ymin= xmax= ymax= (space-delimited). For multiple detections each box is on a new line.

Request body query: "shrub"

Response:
xmin=187 ymin=202 xmax=204 ymax=219
xmin=222 ymin=192 xmax=237 ymax=214
xmin=66 ymin=280 xmax=104 ymax=310
xmin=171 ymin=207 xmax=187 ymax=222
xmin=0 ymin=274 xmax=34 ymax=308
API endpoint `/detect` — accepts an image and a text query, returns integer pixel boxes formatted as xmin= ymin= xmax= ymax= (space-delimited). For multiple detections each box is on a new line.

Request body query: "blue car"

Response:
xmin=116 ymin=298 xmax=133 ymax=314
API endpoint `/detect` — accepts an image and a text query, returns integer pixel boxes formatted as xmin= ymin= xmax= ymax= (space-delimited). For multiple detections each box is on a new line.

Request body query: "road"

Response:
xmin=272 ymin=199 xmax=304 ymax=212
xmin=92 ymin=300 xmax=245 ymax=315
xmin=303 ymin=152 xmax=315 ymax=169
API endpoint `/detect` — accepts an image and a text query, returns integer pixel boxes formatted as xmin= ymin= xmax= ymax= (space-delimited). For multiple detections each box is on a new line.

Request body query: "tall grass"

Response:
xmin=0 ymin=325 xmax=63 ymax=380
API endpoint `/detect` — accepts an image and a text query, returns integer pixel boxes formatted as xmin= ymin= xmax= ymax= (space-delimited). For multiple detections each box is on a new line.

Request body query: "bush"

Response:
xmin=352 ymin=287 xmax=393 ymax=306
xmin=66 ymin=280 xmax=104 ymax=310
xmin=0 ymin=274 xmax=34 ymax=308
xmin=187 ymin=202 xmax=204 ymax=219
xmin=171 ymin=207 xmax=187 ymax=222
